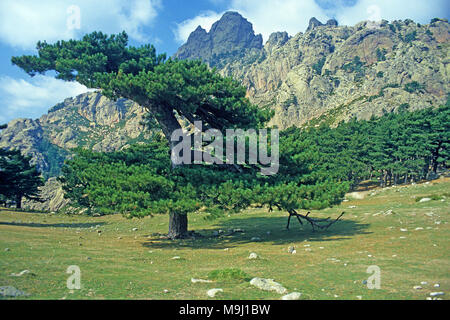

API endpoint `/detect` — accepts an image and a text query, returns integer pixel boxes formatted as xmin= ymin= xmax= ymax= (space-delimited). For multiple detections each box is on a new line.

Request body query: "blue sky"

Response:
xmin=0 ymin=0 xmax=448 ymax=124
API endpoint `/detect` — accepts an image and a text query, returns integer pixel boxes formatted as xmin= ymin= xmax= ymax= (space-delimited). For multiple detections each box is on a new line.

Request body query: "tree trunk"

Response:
xmin=168 ymin=212 xmax=188 ymax=239
xmin=16 ymin=194 xmax=22 ymax=209
xmin=123 ymin=99 xmax=189 ymax=239
xmin=146 ymin=103 xmax=184 ymax=166
xmin=432 ymin=142 xmax=442 ymax=174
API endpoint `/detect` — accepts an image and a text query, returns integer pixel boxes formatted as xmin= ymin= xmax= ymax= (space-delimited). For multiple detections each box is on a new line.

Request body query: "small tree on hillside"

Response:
xmin=0 ymin=149 xmax=44 ymax=209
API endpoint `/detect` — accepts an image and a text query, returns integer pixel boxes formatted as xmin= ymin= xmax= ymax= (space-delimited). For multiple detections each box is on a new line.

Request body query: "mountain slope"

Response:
xmin=0 ymin=92 xmax=153 ymax=178
xmin=217 ymin=16 xmax=449 ymax=128
xmin=174 ymin=11 xmax=263 ymax=68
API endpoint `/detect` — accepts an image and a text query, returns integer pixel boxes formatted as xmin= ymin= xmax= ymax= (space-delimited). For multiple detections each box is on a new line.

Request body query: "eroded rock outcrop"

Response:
xmin=174 ymin=11 xmax=263 ymax=67
xmin=218 ymin=18 xmax=449 ymax=129
xmin=0 ymin=91 xmax=153 ymax=179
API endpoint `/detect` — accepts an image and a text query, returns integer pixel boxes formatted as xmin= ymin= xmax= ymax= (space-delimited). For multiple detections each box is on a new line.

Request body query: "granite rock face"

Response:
xmin=22 ymin=177 xmax=69 ymax=212
xmin=174 ymin=11 xmax=263 ymax=67
xmin=0 ymin=91 xmax=153 ymax=179
xmin=307 ymin=17 xmax=324 ymax=32
xmin=218 ymin=18 xmax=449 ymax=129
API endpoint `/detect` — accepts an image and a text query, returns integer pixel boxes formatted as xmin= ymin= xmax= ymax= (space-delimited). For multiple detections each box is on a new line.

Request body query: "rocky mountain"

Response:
xmin=0 ymin=92 xmax=153 ymax=178
xmin=174 ymin=11 xmax=263 ymax=68
xmin=217 ymin=15 xmax=449 ymax=128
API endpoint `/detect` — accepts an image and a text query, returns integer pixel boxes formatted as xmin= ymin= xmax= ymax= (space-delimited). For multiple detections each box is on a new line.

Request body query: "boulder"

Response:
xmin=281 ymin=292 xmax=302 ymax=300
xmin=0 ymin=286 xmax=30 ymax=297
xmin=250 ymin=277 xmax=287 ymax=294
xmin=207 ymin=288 xmax=223 ymax=298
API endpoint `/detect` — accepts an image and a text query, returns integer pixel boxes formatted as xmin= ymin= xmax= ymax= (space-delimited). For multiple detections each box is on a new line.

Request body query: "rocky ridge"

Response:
xmin=0 ymin=91 xmax=153 ymax=178
xmin=174 ymin=11 xmax=263 ymax=68
xmin=218 ymin=16 xmax=449 ymax=128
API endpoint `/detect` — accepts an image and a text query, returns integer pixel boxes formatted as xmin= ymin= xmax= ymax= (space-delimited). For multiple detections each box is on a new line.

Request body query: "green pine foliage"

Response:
xmin=376 ymin=48 xmax=387 ymax=61
xmin=0 ymin=148 xmax=44 ymax=208
xmin=404 ymin=81 xmax=425 ymax=93
xmin=403 ymin=31 xmax=417 ymax=43
xmin=59 ymin=132 xmax=348 ymax=218
xmin=342 ymin=56 xmax=365 ymax=81
xmin=59 ymin=104 xmax=449 ymax=220
xmin=312 ymin=57 xmax=326 ymax=75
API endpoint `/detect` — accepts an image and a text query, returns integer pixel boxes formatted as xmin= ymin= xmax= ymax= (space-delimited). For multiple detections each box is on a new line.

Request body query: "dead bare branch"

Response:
xmin=286 ymin=210 xmax=345 ymax=232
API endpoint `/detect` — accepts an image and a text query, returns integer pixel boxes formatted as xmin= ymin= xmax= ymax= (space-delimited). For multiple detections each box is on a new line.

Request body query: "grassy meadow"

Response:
xmin=0 ymin=178 xmax=449 ymax=300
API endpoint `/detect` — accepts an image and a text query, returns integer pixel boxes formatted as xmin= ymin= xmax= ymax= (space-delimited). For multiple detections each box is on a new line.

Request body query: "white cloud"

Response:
xmin=174 ymin=0 xmax=330 ymax=44
xmin=175 ymin=0 xmax=448 ymax=43
xmin=174 ymin=11 xmax=224 ymax=44
xmin=0 ymin=75 xmax=92 ymax=124
xmin=0 ymin=0 xmax=162 ymax=50
xmin=334 ymin=0 xmax=449 ymax=27
xmin=229 ymin=0 xmax=329 ymax=41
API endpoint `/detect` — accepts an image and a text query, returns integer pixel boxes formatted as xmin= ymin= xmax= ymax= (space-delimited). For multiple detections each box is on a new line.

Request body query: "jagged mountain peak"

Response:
xmin=307 ymin=17 xmax=339 ymax=32
xmin=174 ymin=11 xmax=262 ymax=67
xmin=220 ymin=17 xmax=449 ymax=129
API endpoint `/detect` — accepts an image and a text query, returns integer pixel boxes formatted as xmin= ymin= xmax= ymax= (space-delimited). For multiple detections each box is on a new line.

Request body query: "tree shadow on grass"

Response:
xmin=0 ymin=221 xmax=106 ymax=229
xmin=142 ymin=214 xmax=371 ymax=250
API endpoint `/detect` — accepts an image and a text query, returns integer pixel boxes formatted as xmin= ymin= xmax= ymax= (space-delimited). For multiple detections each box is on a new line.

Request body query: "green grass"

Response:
xmin=208 ymin=268 xmax=251 ymax=282
xmin=415 ymin=194 xmax=448 ymax=202
xmin=0 ymin=179 xmax=449 ymax=300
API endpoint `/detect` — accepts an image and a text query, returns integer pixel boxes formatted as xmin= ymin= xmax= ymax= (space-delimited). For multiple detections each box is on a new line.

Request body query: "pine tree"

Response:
xmin=12 ymin=31 xmax=272 ymax=238
xmin=0 ymin=149 xmax=44 ymax=209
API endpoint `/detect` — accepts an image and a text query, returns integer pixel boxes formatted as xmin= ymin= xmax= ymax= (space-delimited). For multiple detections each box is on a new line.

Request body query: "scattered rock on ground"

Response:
xmin=281 ymin=292 xmax=302 ymax=300
xmin=346 ymin=192 xmax=366 ymax=200
xmin=248 ymin=252 xmax=259 ymax=259
xmin=10 ymin=270 xmax=34 ymax=277
xmin=419 ymin=198 xmax=431 ymax=203
xmin=429 ymin=292 xmax=445 ymax=297
xmin=0 ymin=286 xmax=30 ymax=297
xmin=250 ymin=277 xmax=287 ymax=294
xmin=207 ymin=288 xmax=223 ymax=298
xmin=191 ymin=278 xmax=213 ymax=283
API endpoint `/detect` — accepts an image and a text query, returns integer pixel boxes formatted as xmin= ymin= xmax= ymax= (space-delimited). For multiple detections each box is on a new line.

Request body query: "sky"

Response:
xmin=0 ymin=0 xmax=448 ymax=124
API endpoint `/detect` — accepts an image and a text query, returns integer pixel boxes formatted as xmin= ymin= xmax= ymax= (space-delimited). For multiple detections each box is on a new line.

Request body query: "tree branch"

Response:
xmin=286 ymin=209 xmax=345 ymax=232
